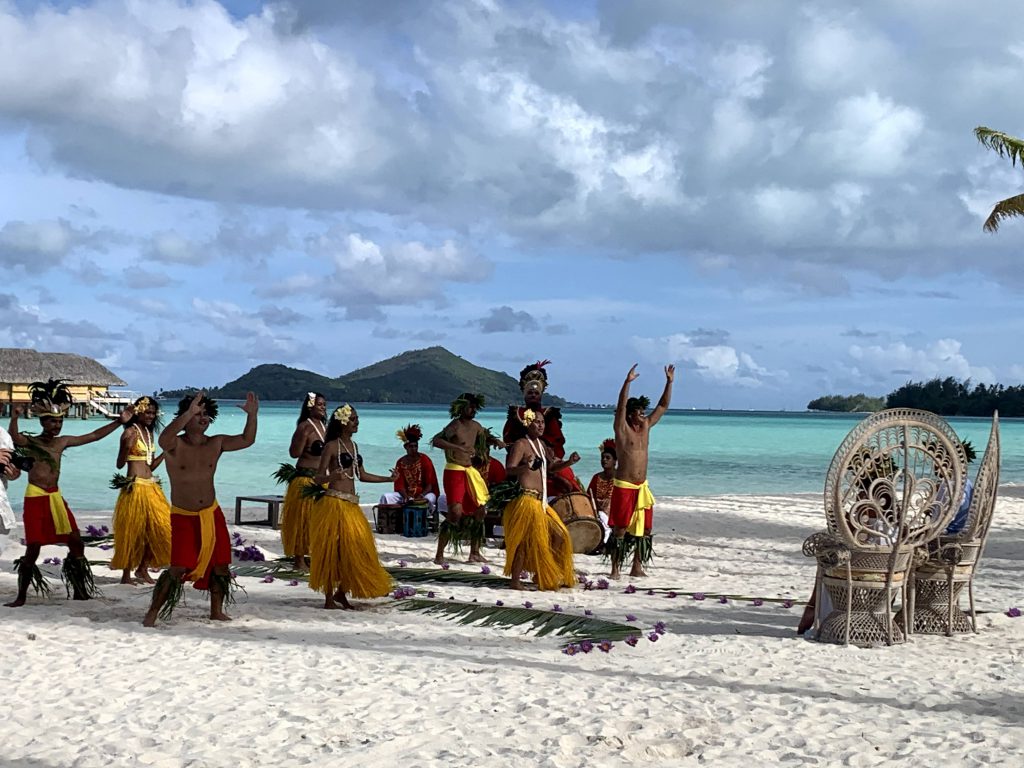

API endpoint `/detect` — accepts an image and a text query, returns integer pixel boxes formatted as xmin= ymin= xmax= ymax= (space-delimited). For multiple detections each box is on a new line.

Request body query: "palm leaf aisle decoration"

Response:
xmin=396 ymin=598 xmax=641 ymax=643
xmin=974 ymin=126 xmax=1024 ymax=232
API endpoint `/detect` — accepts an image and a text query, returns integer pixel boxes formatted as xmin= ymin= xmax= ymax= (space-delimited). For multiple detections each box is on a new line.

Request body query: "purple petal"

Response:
xmin=495 ymin=600 xmax=504 ymax=607
xmin=552 ymin=604 xmax=563 ymax=612
xmin=398 ymin=560 xmax=408 ymax=568
xmin=288 ymin=580 xmax=299 ymax=586
xmin=441 ymin=563 xmax=450 ymax=570
xmin=598 ymin=640 xmax=614 ymax=653
xmin=718 ymin=596 xmax=728 ymax=604
xmin=480 ymin=566 xmax=491 ymax=575
xmin=782 ymin=599 xmax=795 ymax=609
xmin=596 ymin=578 xmax=609 ymax=590
xmin=752 ymin=599 xmax=764 ymax=607
xmin=524 ymin=601 xmax=533 ymax=609
xmin=625 ymin=614 xmax=638 ymax=622
xmin=427 ymin=591 xmax=436 ymax=598
xmin=647 ymin=632 xmax=660 ymax=642
xmin=692 ymin=592 xmax=705 ymax=601
xmin=624 ymin=585 xmax=637 ymax=594
xmin=1006 ymin=607 xmax=1022 ymax=618
xmin=624 ymin=635 xmax=639 ymax=647
xmin=584 ymin=609 xmax=593 ymax=616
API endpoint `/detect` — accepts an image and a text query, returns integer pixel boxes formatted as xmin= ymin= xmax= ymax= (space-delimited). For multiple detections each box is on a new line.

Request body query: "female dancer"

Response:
xmin=110 ymin=396 xmax=172 ymax=584
xmin=309 ymin=404 xmax=394 ymax=609
xmin=276 ymin=392 xmax=328 ymax=572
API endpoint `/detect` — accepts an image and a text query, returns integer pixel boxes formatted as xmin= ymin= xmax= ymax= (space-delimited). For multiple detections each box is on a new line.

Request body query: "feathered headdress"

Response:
xmin=396 ymin=423 xmax=423 ymax=444
xmin=600 ymin=438 xmax=616 ymax=457
xmin=175 ymin=394 xmax=219 ymax=421
xmin=450 ymin=393 xmax=485 ymax=419
xmin=518 ymin=360 xmax=551 ymax=394
xmin=626 ymin=396 xmax=650 ymax=413
xmin=332 ymin=404 xmax=354 ymax=425
xmin=29 ymin=379 xmax=73 ymax=417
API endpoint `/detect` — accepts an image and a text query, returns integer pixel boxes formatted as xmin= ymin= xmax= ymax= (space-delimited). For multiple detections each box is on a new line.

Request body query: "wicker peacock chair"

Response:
xmin=804 ymin=409 xmax=967 ymax=646
xmin=903 ymin=412 xmax=1000 ymax=635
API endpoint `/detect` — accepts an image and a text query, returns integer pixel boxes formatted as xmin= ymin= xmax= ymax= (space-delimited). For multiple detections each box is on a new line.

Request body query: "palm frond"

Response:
xmin=975 ymin=126 xmax=1024 ymax=167
xmin=230 ymin=560 xmax=306 ymax=579
xmin=17 ymin=438 xmax=58 ymax=471
xmin=642 ymin=587 xmax=797 ymax=603
xmin=982 ymin=192 xmax=1024 ymax=232
xmin=396 ymin=598 xmax=640 ymax=642
xmin=299 ymin=482 xmax=327 ymax=501
xmin=386 ymin=567 xmax=510 ymax=587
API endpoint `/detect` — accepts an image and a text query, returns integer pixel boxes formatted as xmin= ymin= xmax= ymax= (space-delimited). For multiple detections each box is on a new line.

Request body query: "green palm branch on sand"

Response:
xmin=974 ymin=126 xmax=1024 ymax=232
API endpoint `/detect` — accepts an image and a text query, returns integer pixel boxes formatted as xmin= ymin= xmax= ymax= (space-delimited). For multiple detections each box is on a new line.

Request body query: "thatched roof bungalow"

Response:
xmin=0 ymin=348 xmax=126 ymax=416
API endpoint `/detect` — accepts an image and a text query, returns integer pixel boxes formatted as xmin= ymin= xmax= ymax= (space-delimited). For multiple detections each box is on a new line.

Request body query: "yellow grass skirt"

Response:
xmin=502 ymin=494 xmax=576 ymax=591
xmin=281 ymin=475 xmax=317 ymax=557
xmin=110 ymin=479 xmax=171 ymax=571
xmin=309 ymin=496 xmax=392 ymax=599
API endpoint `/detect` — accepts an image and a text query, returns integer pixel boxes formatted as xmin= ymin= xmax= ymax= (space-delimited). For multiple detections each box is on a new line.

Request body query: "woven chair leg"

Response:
xmin=945 ymin=569 xmax=955 ymax=638
xmin=968 ymin=578 xmax=977 ymax=633
xmin=843 ymin=564 xmax=852 ymax=646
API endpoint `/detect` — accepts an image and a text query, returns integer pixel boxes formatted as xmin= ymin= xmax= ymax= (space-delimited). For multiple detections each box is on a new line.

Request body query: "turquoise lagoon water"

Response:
xmin=11 ymin=404 xmax=1021 ymax=512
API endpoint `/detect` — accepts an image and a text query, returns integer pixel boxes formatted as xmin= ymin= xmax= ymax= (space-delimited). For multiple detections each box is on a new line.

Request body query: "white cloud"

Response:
xmin=0 ymin=219 xmax=89 ymax=267
xmin=631 ymin=331 xmax=775 ymax=387
xmin=848 ymin=338 xmax=995 ymax=383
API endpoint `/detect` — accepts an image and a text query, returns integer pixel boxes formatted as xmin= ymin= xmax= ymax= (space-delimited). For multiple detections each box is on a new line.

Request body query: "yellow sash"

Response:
xmin=26 ymin=483 xmax=72 ymax=536
xmin=613 ymin=479 xmax=655 ymax=536
xmin=444 ymin=463 xmax=490 ymax=505
xmin=172 ymin=501 xmax=219 ymax=581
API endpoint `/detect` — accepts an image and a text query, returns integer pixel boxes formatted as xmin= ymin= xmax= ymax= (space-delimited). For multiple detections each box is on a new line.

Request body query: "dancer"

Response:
xmin=608 ymin=364 xmax=675 ymax=580
xmin=309 ymin=404 xmax=394 ymax=609
xmin=142 ymin=391 xmax=258 ymax=626
xmin=276 ymin=392 xmax=327 ymax=572
xmin=0 ymin=423 xmax=23 ymax=558
xmin=586 ymin=438 xmax=617 ymax=537
xmin=431 ymin=393 xmax=504 ymax=564
xmin=503 ymin=360 xmax=581 ymax=496
xmin=110 ymin=395 xmax=171 ymax=585
xmin=502 ymin=409 xmax=578 ymax=591
xmin=378 ymin=424 xmax=440 ymax=511
xmin=5 ymin=379 xmax=133 ymax=607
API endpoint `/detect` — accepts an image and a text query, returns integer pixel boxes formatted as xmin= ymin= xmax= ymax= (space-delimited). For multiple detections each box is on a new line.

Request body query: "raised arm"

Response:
xmin=8 ymin=406 xmax=28 ymax=447
xmin=647 ymin=365 xmax=675 ymax=428
xmin=64 ymin=407 xmax=134 ymax=447
xmin=614 ymin=364 xmax=639 ymax=435
xmin=221 ymin=393 xmax=259 ymax=452
xmin=160 ymin=392 xmax=203 ymax=452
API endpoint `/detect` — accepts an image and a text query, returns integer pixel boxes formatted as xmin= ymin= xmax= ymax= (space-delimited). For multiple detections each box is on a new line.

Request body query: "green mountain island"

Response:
xmin=160 ymin=346 xmax=570 ymax=406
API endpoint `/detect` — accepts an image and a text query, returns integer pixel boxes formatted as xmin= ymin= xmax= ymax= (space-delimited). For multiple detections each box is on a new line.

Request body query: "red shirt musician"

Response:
xmin=379 ymin=424 xmax=439 ymax=510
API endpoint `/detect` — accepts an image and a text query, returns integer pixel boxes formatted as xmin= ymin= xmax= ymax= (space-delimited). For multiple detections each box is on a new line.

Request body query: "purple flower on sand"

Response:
xmin=392 ymin=588 xmax=405 ymax=599
xmin=666 ymin=591 xmax=678 ymax=599
xmin=98 ymin=544 xmax=113 ymax=551
xmin=398 ymin=560 xmax=408 ymax=568
xmin=524 ymin=601 xmax=533 ymax=609
xmin=427 ymin=591 xmax=435 ymax=598
xmin=552 ymin=604 xmax=563 ymax=612
xmin=654 ymin=621 xmax=667 ymax=635
xmin=596 ymin=578 xmax=610 ymax=590
xmin=1006 ymin=607 xmax=1022 ymax=618
xmin=101 ymin=525 xmax=109 ymax=533
xmin=584 ymin=609 xmax=593 ymax=616
xmin=624 ymin=584 xmax=637 ymax=594
xmin=441 ymin=563 xmax=451 ymax=570
xmin=625 ymin=614 xmax=638 ymax=622
xmin=480 ymin=565 xmax=491 ymax=575
xmin=646 ymin=589 xmax=655 ymax=596
xmin=402 ymin=586 xmax=416 ymax=597
xmin=648 ymin=632 xmax=660 ymax=643
xmin=583 ymin=580 xmax=594 ymax=591
xmin=519 ymin=571 xmax=528 ymax=580
xmin=288 ymin=580 xmax=299 ymax=586
xmin=782 ymin=599 xmax=794 ymax=609
xmin=562 ymin=644 xmax=579 ymax=656
xmin=625 ymin=635 xmax=639 ymax=647
xmin=752 ymin=598 xmax=764 ymax=607
xmin=693 ymin=592 xmax=706 ymax=601
xmin=718 ymin=596 xmax=729 ymax=604
xmin=261 ymin=575 xmax=274 ymax=583
xmin=496 ymin=600 xmax=504 ymax=607
xmin=598 ymin=640 xmax=614 ymax=653
xmin=577 ymin=573 xmax=588 ymax=584
xmin=578 ymin=640 xmax=594 ymax=653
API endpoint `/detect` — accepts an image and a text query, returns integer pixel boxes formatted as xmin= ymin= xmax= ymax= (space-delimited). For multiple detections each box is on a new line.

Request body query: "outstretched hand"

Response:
xmin=626 ymin=364 xmax=639 ymax=383
xmin=567 ymin=451 xmax=581 ymax=464
xmin=239 ymin=392 xmax=259 ymax=415
xmin=117 ymin=405 xmax=136 ymax=424
xmin=185 ymin=392 xmax=206 ymax=419
xmin=665 ymin=364 xmax=675 ymax=383
xmin=11 ymin=405 xmax=24 ymax=418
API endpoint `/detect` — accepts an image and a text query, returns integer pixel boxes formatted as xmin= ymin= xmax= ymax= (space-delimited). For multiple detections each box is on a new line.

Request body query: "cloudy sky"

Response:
xmin=2 ymin=0 xmax=1023 ymax=408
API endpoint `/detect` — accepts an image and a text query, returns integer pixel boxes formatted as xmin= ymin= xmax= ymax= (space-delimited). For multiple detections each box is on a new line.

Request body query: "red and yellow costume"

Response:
xmin=443 ymin=464 xmax=489 ymax=513
xmin=586 ymin=473 xmax=615 ymax=509
xmin=23 ymin=484 xmax=78 ymax=545
xmin=502 ymin=490 xmax=576 ymax=591
xmin=309 ymin=490 xmax=392 ymax=599
xmin=393 ymin=454 xmax=439 ymax=499
xmin=608 ymin=479 xmax=655 ymax=535
xmin=504 ymin=401 xmax=581 ymax=495
xmin=170 ymin=502 xmax=232 ymax=590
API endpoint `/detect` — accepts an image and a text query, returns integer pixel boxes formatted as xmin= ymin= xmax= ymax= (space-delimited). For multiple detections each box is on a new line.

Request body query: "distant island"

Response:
xmin=159 ymin=346 xmax=572 ymax=407
xmin=810 ymin=376 xmax=1022 ymax=417
xmin=807 ymin=394 xmax=886 ymax=413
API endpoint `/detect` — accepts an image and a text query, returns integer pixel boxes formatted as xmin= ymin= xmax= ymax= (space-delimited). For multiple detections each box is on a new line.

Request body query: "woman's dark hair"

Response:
xmin=297 ymin=392 xmax=327 ymax=426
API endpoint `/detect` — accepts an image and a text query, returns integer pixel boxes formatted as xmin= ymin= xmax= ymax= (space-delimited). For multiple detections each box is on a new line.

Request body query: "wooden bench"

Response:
xmin=234 ymin=495 xmax=284 ymax=529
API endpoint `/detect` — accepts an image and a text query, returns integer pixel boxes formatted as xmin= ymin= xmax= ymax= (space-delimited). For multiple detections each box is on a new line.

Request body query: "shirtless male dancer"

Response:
xmin=6 ymin=379 xmax=133 ymax=607
xmin=608 ymin=364 xmax=674 ymax=579
xmin=142 ymin=391 xmax=258 ymax=626
xmin=431 ymin=393 xmax=504 ymax=564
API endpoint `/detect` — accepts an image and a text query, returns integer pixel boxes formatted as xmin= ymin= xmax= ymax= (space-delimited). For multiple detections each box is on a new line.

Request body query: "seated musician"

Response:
xmin=379 ymin=424 xmax=439 ymax=511
xmin=586 ymin=438 xmax=616 ymax=542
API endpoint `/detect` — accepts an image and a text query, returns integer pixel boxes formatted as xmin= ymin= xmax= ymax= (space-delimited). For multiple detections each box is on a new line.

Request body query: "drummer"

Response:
xmin=378 ymin=424 xmax=440 ymax=513
xmin=586 ymin=438 xmax=616 ymax=543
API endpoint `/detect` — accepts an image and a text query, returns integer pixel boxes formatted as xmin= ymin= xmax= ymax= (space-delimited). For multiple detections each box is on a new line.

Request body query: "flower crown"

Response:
xmin=134 ymin=396 xmax=158 ymax=413
xmin=306 ymin=391 xmax=317 ymax=408
xmin=332 ymin=404 xmax=354 ymax=425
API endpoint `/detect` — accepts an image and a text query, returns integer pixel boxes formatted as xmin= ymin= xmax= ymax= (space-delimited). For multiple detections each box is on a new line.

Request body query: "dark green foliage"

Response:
xmin=299 ymin=482 xmax=327 ymax=502
xmin=61 ymin=557 xmax=101 ymax=599
xmin=13 ymin=557 xmax=50 ymax=597
xmin=806 ymin=394 xmax=886 ymax=412
xmin=154 ymin=571 xmax=185 ymax=620
xmin=886 ymin=377 xmax=1024 ymax=417
xmin=272 ymin=463 xmax=315 ymax=485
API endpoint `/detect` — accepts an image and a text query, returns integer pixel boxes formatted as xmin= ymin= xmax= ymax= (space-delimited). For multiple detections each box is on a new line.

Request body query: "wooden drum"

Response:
xmin=550 ymin=492 xmax=604 ymax=554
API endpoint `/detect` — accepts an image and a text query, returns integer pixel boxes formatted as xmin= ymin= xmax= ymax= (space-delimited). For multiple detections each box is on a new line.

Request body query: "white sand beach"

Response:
xmin=1 ymin=494 xmax=1023 ymax=767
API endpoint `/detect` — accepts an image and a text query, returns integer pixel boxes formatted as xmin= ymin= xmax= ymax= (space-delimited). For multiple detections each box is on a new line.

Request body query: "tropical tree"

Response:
xmin=974 ymin=126 xmax=1024 ymax=232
